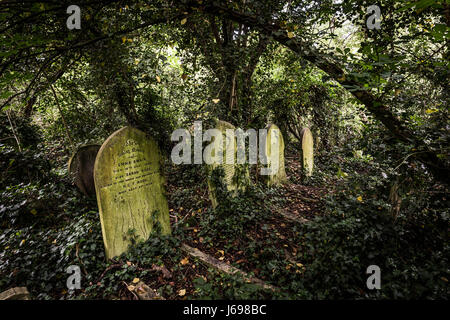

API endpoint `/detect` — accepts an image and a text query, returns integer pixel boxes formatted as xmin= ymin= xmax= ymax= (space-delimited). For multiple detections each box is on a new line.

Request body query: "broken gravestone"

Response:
xmin=205 ymin=120 xmax=249 ymax=208
xmin=68 ymin=144 xmax=101 ymax=196
xmin=0 ymin=287 xmax=30 ymax=300
xmin=300 ymin=127 xmax=314 ymax=176
xmin=94 ymin=126 xmax=171 ymax=259
xmin=261 ymin=124 xmax=287 ymax=186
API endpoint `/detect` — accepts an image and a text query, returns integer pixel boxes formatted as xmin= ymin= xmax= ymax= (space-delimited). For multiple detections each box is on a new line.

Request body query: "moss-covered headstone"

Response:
xmin=94 ymin=127 xmax=171 ymax=259
xmin=262 ymin=124 xmax=287 ymax=186
xmin=300 ymin=127 xmax=314 ymax=176
xmin=205 ymin=120 xmax=249 ymax=208
xmin=68 ymin=144 xmax=101 ymax=196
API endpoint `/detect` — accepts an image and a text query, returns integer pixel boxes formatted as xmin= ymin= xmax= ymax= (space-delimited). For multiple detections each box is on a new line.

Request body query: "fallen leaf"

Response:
xmin=127 ymin=285 xmax=135 ymax=291
xmin=132 ymin=277 xmax=140 ymax=284
xmin=179 ymin=289 xmax=186 ymax=296
xmin=180 ymin=257 xmax=189 ymax=265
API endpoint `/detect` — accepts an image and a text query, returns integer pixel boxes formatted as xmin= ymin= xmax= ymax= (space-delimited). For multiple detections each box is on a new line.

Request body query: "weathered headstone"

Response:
xmin=94 ymin=126 xmax=171 ymax=259
xmin=205 ymin=120 xmax=249 ymax=208
xmin=300 ymin=127 xmax=314 ymax=176
xmin=261 ymin=124 xmax=287 ymax=186
xmin=68 ymin=144 xmax=101 ymax=196
xmin=0 ymin=287 xmax=30 ymax=300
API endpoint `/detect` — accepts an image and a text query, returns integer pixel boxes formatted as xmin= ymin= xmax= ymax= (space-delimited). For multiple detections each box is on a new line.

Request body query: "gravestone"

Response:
xmin=0 ymin=287 xmax=30 ymax=300
xmin=94 ymin=126 xmax=171 ymax=259
xmin=205 ymin=120 xmax=249 ymax=208
xmin=261 ymin=124 xmax=287 ymax=186
xmin=300 ymin=127 xmax=314 ymax=176
xmin=68 ymin=144 xmax=101 ymax=196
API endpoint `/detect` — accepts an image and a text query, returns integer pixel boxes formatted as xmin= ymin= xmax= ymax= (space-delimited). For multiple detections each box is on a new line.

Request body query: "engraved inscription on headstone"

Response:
xmin=94 ymin=127 xmax=171 ymax=259
xmin=68 ymin=144 xmax=101 ymax=196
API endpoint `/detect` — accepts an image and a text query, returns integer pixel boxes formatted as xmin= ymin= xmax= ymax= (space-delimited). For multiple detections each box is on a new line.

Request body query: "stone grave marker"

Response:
xmin=68 ymin=144 xmax=101 ymax=196
xmin=0 ymin=287 xmax=30 ymax=300
xmin=94 ymin=126 xmax=171 ymax=259
xmin=261 ymin=124 xmax=287 ymax=186
xmin=205 ymin=120 xmax=249 ymax=208
xmin=300 ymin=127 xmax=314 ymax=176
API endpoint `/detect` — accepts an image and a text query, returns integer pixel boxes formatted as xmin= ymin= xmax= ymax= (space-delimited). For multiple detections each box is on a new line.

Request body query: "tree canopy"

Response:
xmin=0 ymin=0 xmax=448 ymax=301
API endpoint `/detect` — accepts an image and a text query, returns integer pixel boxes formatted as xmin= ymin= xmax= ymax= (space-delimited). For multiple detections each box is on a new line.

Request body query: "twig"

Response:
xmin=50 ymin=84 xmax=74 ymax=151
xmin=5 ymin=110 xmax=21 ymax=152
xmin=75 ymin=243 xmax=89 ymax=276
xmin=123 ymin=281 xmax=139 ymax=300
xmin=96 ymin=263 xmax=122 ymax=283
xmin=393 ymin=151 xmax=430 ymax=171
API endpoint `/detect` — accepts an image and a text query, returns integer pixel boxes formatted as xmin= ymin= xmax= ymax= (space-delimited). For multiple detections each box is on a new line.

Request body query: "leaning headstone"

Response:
xmin=205 ymin=120 xmax=249 ymax=208
xmin=261 ymin=124 xmax=287 ymax=186
xmin=94 ymin=126 xmax=171 ymax=259
xmin=68 ymin=144 xmax=101 ymax=196
xmin=300 ymin=128 xmax=314 ymax=176
xmin=0 ymin=287 xmax=30 ymax=300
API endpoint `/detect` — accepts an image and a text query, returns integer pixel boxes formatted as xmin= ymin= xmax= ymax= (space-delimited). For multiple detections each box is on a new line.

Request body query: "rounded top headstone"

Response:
xmin=68 ymin=144 xmax=101 ymax=196
xmin=94 ymin=126 xmax=171 ymax=259
xmin=263 ymin=123 xmax=287 ymax=186
xmin=300 ymin=127 xmax=314 ymax=176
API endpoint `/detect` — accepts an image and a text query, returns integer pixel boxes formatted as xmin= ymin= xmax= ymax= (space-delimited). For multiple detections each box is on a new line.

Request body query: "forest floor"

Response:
xmin=2 ymin=143 xmax=447 ymax=300
xmin=161 ymin=154 xmax=331 ymax=299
